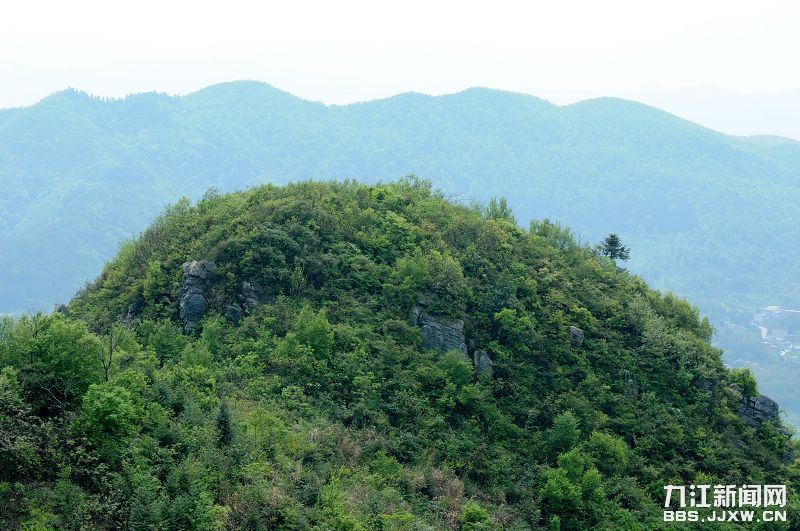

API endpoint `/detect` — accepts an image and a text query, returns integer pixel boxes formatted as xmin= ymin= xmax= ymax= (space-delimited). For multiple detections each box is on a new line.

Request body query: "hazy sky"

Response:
xmin=2 ymin=0 xmax=799 ymax=136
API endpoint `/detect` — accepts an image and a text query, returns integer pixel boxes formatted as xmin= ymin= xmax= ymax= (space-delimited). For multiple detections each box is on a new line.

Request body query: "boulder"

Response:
xmin=569 ymin=326 xmax=585 ymax=348
xmin=179 ymin=260 xmax=215 ymax=334
xmin=412 ymin=301 xmax=468 ymax=357
xmin=738 ymin=393 xmax=780 ymax=427
xmin=184 ymin=260 xmax=214 ymax=280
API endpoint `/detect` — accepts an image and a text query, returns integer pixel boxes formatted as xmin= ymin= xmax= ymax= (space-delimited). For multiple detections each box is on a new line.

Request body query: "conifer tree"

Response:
xmin=600 ymin=233 xmax=630 ymax=261
xmin=216 ymin=401 xmax=233 ymax=447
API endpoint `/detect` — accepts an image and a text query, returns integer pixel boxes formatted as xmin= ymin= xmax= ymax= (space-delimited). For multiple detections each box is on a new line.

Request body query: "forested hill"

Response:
xmin=2 ymin=180 xmax=797 ymax=529
xmin=3 ymin=81 xmax=800 ymax=319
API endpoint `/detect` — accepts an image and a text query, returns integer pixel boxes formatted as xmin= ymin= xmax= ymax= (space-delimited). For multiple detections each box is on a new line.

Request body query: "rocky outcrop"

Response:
xmin=569 ymin=326 xmax=585 ymax=348
xmin=240 ymin=281 xmax=259 ymax=311
xmin=729 ymin=384 xmax=780 ymax=426
xmin=738 ymin=393 xmax=780 ymax=427
xmin=179 ymin=260 xmax=215 ymax=334
xmin=473 ymin=350 xmax=494 ymax=377
xmin=411 ymin=299 xmax=468 ymax=357
xmin=224 ymin=281 xmax=261 ymax=324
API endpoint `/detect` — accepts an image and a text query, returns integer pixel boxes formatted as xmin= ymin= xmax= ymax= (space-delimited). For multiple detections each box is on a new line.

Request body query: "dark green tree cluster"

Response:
xmin=1 ymin=179 xmax=798 ymax=529
xmin=600 ymin=233 xmax=630 ymax=261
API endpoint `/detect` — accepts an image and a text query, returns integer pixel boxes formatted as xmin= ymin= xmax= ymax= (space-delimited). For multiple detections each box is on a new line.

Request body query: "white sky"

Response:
xmin=1 ymin=0 xmax=799 ymax=136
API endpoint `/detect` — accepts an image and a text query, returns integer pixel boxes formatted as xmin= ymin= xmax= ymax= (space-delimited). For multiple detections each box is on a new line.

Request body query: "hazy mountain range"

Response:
xmin=2 ymin=80 xmax=800 ymax=421
xmin=530 ymin=86 xmax=800 ymax=141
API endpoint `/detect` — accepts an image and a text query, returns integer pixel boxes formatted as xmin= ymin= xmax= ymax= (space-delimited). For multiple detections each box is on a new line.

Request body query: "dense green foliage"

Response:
xmin=2 ymin=180 xmax=797 ymax=529
xmin=2 ymin=81 xmax=800 ymax=426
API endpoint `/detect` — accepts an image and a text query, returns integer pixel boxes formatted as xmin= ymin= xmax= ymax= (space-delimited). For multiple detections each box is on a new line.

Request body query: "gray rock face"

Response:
xmin=412 ymin=303 xmax=468 ymax=357
xmin=569 ymin=326 xmax=585 ymax=348
xmin=473 ymin=350 xmax=494 ymax=377
xmin=239 ymin=281 xmax=259 ymax=311
xmin=179 ymin=260 xmax=215 ymax=334
xmin=738 ymin=393 xmax=780 ymax=427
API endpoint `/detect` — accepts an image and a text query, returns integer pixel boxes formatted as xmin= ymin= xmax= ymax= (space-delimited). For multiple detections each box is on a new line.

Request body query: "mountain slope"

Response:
xmin=3 ymin=81 xmax=800 ymax=422
xmin=3 ymin=180 xmax=795 ymax=529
